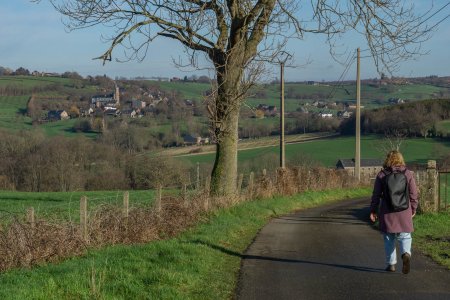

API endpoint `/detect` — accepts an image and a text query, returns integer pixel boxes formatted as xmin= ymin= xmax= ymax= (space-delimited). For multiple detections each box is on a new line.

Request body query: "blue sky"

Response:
xmin=0 ymin=0 xmax=449 ymax=81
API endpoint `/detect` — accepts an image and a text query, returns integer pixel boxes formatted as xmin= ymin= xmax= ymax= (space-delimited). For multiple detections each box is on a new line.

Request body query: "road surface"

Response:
xmin=236 ymin=198 xmax=450 ymax=300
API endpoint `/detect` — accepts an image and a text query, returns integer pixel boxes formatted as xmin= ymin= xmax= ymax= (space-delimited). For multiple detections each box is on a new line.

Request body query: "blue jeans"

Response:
xmin=383 ymin=232 xmax=412 ymax=266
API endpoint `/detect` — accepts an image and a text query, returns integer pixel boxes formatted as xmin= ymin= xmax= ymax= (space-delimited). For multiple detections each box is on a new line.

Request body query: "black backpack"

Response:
xmin=382 ymin=169 xmax=410 ymax=212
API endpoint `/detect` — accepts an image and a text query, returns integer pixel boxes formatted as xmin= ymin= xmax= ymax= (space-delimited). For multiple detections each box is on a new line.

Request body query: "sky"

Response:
xmin=0 ymin=0 xmax=449 ymax=82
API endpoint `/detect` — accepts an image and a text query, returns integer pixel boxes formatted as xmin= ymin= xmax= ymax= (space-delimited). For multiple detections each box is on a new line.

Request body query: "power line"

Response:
xmin=327 ymin=50 xmax=356 ymax=100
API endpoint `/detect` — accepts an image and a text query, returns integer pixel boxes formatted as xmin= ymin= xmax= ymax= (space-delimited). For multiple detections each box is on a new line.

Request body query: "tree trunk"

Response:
xmin=210 ymin=107 xmax=239 ymax=196
xmin=209 ymin=60 xmax=243 ymax=196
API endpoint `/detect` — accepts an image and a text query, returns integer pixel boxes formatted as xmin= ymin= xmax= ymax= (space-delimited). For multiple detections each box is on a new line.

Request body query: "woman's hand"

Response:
xmin=370 ymin=212 xmax=378 ymax=223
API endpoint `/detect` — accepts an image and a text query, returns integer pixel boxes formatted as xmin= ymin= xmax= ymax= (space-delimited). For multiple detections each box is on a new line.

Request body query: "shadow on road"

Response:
xmin=274 ymin=202 xmax=376 ymax=228
xmin=188 ymin=239 xmax=387 ymax=274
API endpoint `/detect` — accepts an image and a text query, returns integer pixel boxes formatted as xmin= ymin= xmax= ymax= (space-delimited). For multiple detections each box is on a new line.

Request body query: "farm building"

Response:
xmin=47 ymin=110 xmax=69 ymax=121
xmin=183 ymin=134 xmax=210 ymax=146
xmin=336 ymin=158 xmax=383 ymax=180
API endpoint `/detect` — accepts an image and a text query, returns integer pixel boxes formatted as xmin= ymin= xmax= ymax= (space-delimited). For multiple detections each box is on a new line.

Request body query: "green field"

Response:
xmin=0 ymin=76 xmax=74 ymax=89
xmin=0 ymin=95 xmax=33 ymax=130
xmin=0 ymin=76 xmax=447 ymax=139
xmin=156 ymin=81 xmax=211 ymax=101
xmin=0 ymin=76 xmax=94 ymax=135
xmin=439 ymin=172 xmax=450 ymax=209
xmin=39 ymin=119 xmax=97 ymax=138
xmin=181 ymin=135 xmax=450 ymax=167
xmin=437 ymin=120 xmax=450 ymax=135
xmin=148 ymin=81 xmax=448 ymax=113
xmin=0 ymin=190 xmax=157 ymax=222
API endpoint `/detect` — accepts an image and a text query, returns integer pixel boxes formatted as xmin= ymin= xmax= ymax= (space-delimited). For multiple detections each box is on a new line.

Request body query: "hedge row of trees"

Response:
xmin=340 ymin=100 xmax=450 ymax=137
xmin=0 ymin=130 xmax=190 ymax=192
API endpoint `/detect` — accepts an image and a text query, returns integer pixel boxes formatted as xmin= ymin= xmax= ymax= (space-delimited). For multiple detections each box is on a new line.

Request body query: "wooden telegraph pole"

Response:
xmin=280 ymin=61 xmax=286 ymax=169
xmin=277 ymin=51 xmax=292 ymax=169
xmin=355 ymin=48 xmax=361 ymax=181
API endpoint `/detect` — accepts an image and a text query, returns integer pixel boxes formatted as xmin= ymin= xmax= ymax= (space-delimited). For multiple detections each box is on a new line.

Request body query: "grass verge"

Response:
xmin=0 ymin=188 xmax=370 ymax=299
xmin=414 ymin=211 xmax=450 ymax=269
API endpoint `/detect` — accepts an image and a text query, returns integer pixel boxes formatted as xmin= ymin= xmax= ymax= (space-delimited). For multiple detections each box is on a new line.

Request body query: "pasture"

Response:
xmin=437 ymin=120 xmax=450 ymax=135
xmin=145 ymin=80 xmax=448 ymax=114
xmin=0 ymin=190 xmax=157 ymax=222
xmin=0 ymin=76 xmax=74 ymax=89
xmin=180 ymin=135 xmax=450 ymax=167
xmin=0 ymin=96 xmax=32 ymax=131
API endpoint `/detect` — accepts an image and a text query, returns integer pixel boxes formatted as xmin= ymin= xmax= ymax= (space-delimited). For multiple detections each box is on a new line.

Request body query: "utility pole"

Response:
xmin=355 ymin=48 xmax=361 ymax=181
xmin=280 ymin=61 xmax=286 ymax=169
xmin=276 ymin=51 xmax=292 ymax=169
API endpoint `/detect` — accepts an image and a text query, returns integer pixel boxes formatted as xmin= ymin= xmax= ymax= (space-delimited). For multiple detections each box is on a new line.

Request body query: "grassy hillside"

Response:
xmin=0 ymin=95 xmax=32 ymax=130
xmin=156 ymin=81 xmax=211 ymax=101
xmin=152 ymin=81 xmax=447 ymax=112
xmin=0 ymin=76 xmax=447 ymax=141
xmin=0 ymin=76 xmax=74 ymax=89
xmin=180 ymin=135 xmax=450 ymax=167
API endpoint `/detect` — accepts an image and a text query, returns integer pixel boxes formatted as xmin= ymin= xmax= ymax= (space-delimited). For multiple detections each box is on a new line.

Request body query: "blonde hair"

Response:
xmin=383 ymin=150 xmax=405 ymax=168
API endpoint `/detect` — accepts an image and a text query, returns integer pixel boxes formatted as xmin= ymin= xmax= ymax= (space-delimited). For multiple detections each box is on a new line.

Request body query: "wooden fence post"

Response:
xmin=182 ymin=184 xmax=188 ymax=207
xmin=205 ymin=176 xmax=211 ymax=194
xmin=80 ymin=196 xmax=88 ymax=242
xmin=196 ymin=162 xmax=200 ymax=190
xmin=248 ymin=172 xmax=255 ymax=198
xmin=26 ymin=207 xmax=35 ymax=229
xmin=237 ymin=173 xmax=244 ymax=195
xmin=204 ymin=176 xmax=211 ymax=211
xmin=427 ymin=160 xmax=439 ymax=212
xmin=123 ymin=191 xmax=129 ymax=219
xmin=155 ymin=185 xmax=162 ymax=214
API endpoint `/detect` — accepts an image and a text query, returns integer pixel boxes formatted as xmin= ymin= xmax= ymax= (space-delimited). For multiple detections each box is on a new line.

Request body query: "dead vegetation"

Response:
xmin=0 ymin=167 xmax=359 ymax=272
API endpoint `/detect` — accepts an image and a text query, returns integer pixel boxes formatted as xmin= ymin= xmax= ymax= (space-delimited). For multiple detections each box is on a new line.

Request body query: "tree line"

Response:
xmin=340 ymin=99 xmax=450 ymax=138
xmin=0 ymin=129 xmax=190 ymax=192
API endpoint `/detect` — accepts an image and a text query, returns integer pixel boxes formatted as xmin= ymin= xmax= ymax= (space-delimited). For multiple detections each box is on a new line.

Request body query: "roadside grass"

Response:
xmin=414 ymin=211 xmax=450 ymax=269
xmin=181 ymin=135 xmax=450 ymax=167
xmin=0 ymin=188 xmax=371 ymax=299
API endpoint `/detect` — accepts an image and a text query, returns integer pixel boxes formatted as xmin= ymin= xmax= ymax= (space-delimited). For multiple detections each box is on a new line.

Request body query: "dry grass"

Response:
xmin=0 ymin=167 xmax=360 ymax=272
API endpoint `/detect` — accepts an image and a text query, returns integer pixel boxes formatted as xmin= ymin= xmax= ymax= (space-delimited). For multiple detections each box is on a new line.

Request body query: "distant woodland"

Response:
xmin=340 ymin=99 xmax=450 ymax=137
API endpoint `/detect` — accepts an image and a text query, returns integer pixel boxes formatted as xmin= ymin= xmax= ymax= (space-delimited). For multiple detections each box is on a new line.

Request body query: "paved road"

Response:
xmin=236 ymin=198 xmax=450 ymax=300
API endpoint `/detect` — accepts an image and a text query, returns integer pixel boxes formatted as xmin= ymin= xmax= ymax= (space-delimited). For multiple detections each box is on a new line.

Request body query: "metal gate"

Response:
xmin=439 ymin=171 xmax=450 ymax=211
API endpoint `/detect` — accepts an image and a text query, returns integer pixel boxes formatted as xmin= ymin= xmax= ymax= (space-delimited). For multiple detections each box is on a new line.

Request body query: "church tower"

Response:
xmin=114 ymin=82 xmax=120 ymax=106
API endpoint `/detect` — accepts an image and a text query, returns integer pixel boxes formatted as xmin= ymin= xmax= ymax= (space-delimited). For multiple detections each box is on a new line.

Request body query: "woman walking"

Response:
xmin=370 ymin=150 xmax=418 ymax=274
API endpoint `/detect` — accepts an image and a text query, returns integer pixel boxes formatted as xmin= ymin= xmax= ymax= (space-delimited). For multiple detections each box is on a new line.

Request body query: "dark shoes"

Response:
xmin=402 ymin=253 xmax=411 ymax=274
xmin=385 ymin=265 xmax=396 ymax=272
xmin=385 ymin=253 xmax=411 ymax=274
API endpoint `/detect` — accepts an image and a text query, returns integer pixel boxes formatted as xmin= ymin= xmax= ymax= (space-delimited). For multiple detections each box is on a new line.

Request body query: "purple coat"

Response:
xmin=370 ymin=166 xmax=418 ymax=233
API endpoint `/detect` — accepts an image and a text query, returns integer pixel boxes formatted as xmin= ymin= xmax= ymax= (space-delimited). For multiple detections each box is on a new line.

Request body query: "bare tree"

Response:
xmin=376 ymin=130 xmax=406 ymax=155
xmin=39 ymin=0 xmax=436 ymax=196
